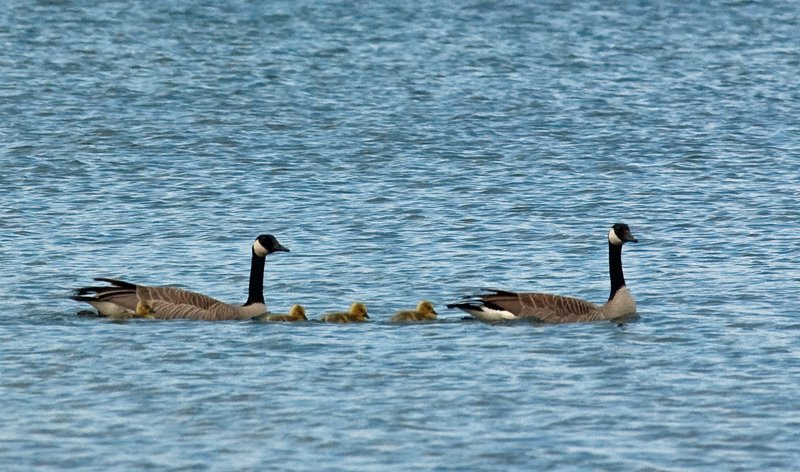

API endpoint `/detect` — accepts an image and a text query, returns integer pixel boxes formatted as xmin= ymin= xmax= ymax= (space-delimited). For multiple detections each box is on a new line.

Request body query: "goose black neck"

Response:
xmin=608 ymin=242 xmax=626 ymax=301
xmin=244 ymin=249 xmax=266 ymax=306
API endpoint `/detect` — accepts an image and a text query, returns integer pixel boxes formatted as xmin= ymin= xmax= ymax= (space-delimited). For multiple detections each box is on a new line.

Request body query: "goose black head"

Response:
xmin=253 ymin=234 xmax=290 ymax=257
xmin=608 ymin=223 xmax=638 ymax=246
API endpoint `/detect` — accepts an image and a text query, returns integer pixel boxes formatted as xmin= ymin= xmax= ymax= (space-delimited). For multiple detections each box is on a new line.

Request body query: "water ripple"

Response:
xmin=3 ymin=0 xmax=800 ymax=470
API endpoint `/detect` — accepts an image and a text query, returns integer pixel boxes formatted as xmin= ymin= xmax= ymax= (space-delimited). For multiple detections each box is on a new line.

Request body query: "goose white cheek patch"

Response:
xmin=608 ymin=229 xmax=623 ymax=246
xmin=253 ymin=240 xmax=269 ymax=257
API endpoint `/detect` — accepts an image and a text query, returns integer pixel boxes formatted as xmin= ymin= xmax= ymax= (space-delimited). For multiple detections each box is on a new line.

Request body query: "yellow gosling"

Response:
xmin=390 ymin=300 xmax=437 ymax=322
xmin=319 ymin=302 xmax=369 ymax=323
xmin=135 ymin=299 xmax=152 ymax=317
xmin=254 ymin=304 xmax=307 ymax=322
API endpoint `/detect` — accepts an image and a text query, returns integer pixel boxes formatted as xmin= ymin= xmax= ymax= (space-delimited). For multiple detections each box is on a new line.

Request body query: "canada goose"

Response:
xmin=447 ymin=223 xmax=638 ymax=323
xmin=71 ymin=234 xmax=289 ymax=321
xmin=252 ymin=304 xmax=307 ymax=322
xmin=319 ymin=302 xmax=369 ymax=323
xmin=389 ymin=300 xmax=438 ymax=322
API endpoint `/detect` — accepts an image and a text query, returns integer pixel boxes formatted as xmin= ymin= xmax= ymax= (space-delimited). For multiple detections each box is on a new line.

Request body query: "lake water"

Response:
xmin=2 ymin=1 xmax=799 ymax=470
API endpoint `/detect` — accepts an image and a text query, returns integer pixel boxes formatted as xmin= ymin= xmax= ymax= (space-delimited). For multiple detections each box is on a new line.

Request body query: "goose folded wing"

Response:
xmin=136 ymin=286 xmax=223 ymax=310
xmin=147 ymin=300 xmax=246 ymax=321
xmin=481 ymin=292 xmax=603 ymax=323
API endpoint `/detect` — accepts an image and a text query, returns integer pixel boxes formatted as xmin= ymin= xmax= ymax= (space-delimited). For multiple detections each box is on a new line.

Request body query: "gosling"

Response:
xmin=253 ymin=304 xmax=307 ymax=322
xmin=389 ymin=300 xmax=437 ymax=322
xmin=319 ymin=302 xmax=369 ymax=323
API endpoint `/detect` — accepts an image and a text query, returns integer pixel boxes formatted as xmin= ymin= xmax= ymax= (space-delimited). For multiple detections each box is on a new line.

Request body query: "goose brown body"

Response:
xmin=448 ymin=224 xmax=638 ymax=323
xmin=456 ymin=289 xmax=632 ymax=323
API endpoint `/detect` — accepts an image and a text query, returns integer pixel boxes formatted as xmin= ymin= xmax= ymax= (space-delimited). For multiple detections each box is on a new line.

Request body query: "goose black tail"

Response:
xmin=93 ymin=277 xmax=137 ymax=289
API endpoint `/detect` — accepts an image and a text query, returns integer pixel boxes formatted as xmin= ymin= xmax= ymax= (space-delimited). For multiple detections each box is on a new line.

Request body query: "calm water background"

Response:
xmin=2 ymin=0 xmax=799 ymax=470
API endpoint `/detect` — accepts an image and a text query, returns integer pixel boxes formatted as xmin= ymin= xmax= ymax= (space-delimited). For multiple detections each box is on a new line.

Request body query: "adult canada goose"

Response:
xmin=252 ymin=304 xmax=307 ymax=322
xmin=389 ymin=300 xmax=437 ymax=322
xmin=319 ymin=302 xmax=369 ymax=323
xmin=71 ymin=234 xmax=289 ymax=321
xmin=447 ymin=223 xmax=638 ymax=323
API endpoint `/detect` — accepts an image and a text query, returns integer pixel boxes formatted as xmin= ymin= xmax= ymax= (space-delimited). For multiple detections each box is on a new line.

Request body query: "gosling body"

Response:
xmin=253 ymin=304 xmax=307 ymax=322
xmin=320 ymin=302 xmax=369 ymax=323
xmin=390 ymin=300 xmax=437 ymax=322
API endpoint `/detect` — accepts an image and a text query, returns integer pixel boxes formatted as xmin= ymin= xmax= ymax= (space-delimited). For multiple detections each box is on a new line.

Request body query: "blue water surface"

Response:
xmin=2 ymin=1 xmax=799 ymax=470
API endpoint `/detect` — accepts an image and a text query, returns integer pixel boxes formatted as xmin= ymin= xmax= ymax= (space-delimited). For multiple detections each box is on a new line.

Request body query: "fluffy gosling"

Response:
xmin=253 ymin=304 xmax=307 ymax=322
xmin=390 ymin=300 xmax=437 ymax=322
xmin=319 ymin=302 xmax=369 ymax=323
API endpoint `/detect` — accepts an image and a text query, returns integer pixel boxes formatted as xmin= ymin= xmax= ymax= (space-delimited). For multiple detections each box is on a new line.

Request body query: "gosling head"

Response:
xmin=135 ymin=300 xmax=152 ymax=317
xmin=253 ymin=234 xmax=290 ymax=257
xmin=608 ymin=223 xmax=638 ymax=246
xmin=349 ymin=302 xmax=369 ymax=320
xmin=416 ymin=300 xmax=437 ymax=316
xmin=289 ymin=304 xmax=307 ymax=320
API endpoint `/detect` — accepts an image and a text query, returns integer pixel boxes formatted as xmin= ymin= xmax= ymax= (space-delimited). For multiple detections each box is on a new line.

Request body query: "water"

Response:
xmin=2 ymin=0 xmax=799 ymax=470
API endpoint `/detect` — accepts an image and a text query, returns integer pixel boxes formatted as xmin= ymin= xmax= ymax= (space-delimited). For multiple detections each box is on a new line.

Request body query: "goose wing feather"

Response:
xmin=479 ymin=291 xmax=605 ymax=323
xmin=73 ymin=279 xmax=229 ymax=317
xmin=74 ymin=278 xmax=224 ymax=310
xmin=70 ymin=282 xmax=139 ymax=313
xmin=93 ymin=277 xmax=137 ymax=289
xmin=389 ymin=311 xmax=417 ymax=322
xmin=146 ymin=300 xmax=246 ymax=321
xmin=135 ymin=285 xmax=223 ymax=310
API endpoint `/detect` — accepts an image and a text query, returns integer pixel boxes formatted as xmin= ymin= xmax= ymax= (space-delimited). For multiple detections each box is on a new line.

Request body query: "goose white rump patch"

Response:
xmin=89 ymin=301 xmax=134 ymax=317
xmin=466 ymin=306 xmax=518 ymax=321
